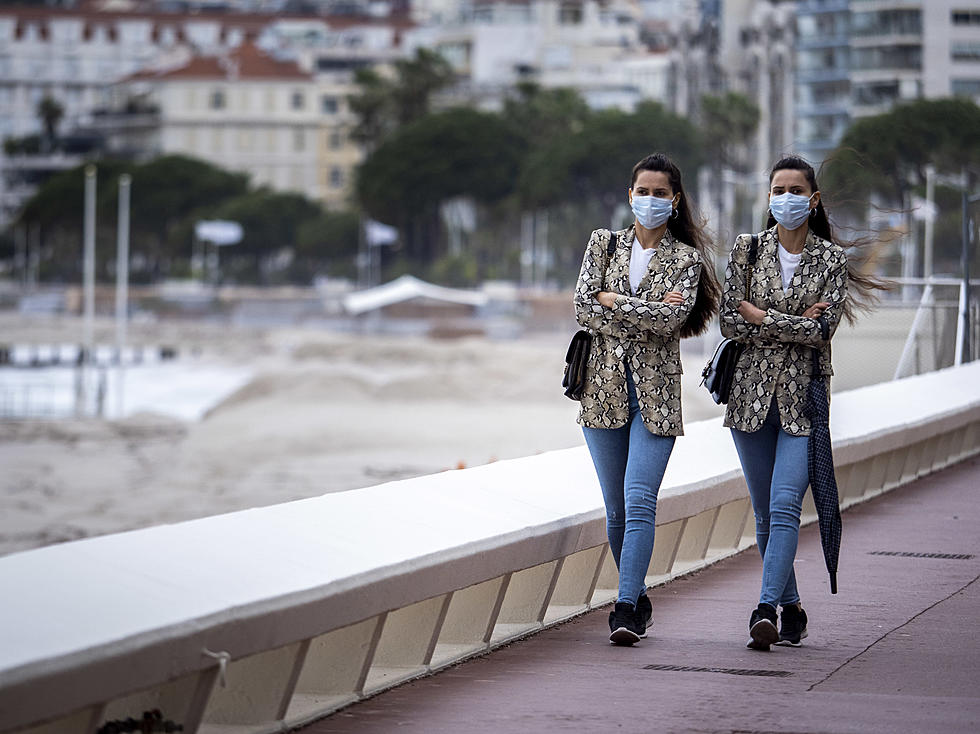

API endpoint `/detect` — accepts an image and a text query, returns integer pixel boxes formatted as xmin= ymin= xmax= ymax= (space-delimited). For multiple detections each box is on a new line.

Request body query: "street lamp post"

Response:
xmin=958 ymin=170 xmax=978 ymax=364
xmin=79 ymin=165 xmax=96 ymax=416
xmin=115 ymin=174 xmax=131 ymax=417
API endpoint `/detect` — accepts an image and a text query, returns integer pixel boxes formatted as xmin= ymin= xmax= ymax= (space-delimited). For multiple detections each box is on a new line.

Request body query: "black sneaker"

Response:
xmin=746 ymin=603 xmax=779 ymax=650
xmin=608 ymin=601 xmax=646 ymax=645
xmin=776 ymin=604 xmax=808 ymax=647
xmin=637 ymin=592 xmax=653 ymax=627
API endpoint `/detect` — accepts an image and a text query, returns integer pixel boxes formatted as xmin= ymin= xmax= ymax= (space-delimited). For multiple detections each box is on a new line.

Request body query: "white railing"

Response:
xmin=1 ymin=362 xmax=979 ymax=734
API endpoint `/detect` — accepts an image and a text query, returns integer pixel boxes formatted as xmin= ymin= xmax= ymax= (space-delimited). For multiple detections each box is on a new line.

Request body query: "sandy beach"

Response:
xmin=0 ymin=312 xmax=728 ymax=556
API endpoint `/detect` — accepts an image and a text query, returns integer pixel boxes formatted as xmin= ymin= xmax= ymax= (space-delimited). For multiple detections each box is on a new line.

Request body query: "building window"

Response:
xmin=291 ymin=91 xmax=305 ymax=110
xmin=853 ymin=82 xmax=900 ymax=107
xmin=559 ymin=3 xmax=582 ymax=24
xmin=952 ymin=11 xmax=980 ymax=26
xmin=853 ymin=45 xmax=921 ymax=71
xmin=321 ymin=95 xmax=338 ymax=114
xmin=329 ymin=166 xmax=344 ymax=188
xmin=237 ymin=128 xmax=253 ymax=151
xmin=210 ymin=90 xmax=226 ymax=110
xmin=952 ymin=42 xmax=980 ymax=62
xmin=852 ymin=9 xmax=922 ymax=37
xmin=952 ymin=78 xmax=980 ymax=97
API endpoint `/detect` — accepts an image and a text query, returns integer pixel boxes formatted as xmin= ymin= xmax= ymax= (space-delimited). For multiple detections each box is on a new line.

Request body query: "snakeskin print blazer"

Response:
xmin=573 ymin=225 xmax=703 ymax=437
xmin=721 ymin=226 xmax=848 ymax=436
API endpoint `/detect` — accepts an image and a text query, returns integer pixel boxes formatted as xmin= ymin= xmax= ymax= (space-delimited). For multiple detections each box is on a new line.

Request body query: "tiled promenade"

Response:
xmin=304 ymin=457 xmax=980 ymax=734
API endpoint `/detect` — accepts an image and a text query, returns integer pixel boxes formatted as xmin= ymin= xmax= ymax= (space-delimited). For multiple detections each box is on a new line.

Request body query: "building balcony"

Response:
xmin=796 ymin=68 xmax=851 ymax=84
xmin=795 ymin=103 xmax=851 ymax=119
xmin=797 ymin=34 xmax=850 ymax=50
xmin=88 ymin=108 xmax=161 ymax=132
xmin=1 ymin=152 xmax=83 ymax=172
xmin=796 ymin=0 xmax=849 ymax=15
xmin=851 ymin=34 xmax=923 ymax=47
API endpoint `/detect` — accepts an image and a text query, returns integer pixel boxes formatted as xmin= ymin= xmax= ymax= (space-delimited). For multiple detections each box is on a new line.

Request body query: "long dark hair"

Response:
xmin=766 ymin=155 xmax=891 ymax=324
xmin=631 ymin=153 xmax=720 ymax=338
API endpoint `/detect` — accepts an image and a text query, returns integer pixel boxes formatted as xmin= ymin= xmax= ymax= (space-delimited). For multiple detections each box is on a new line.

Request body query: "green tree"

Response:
xmin=296 ymin=209 xmax=360 ymax=279
xmin=37 ymin=96 xmax=64 ymax=153
xmin=502 ymin=83 xmax=592 ymax=150
xmin=348 ymin=48 xmax=455 ymax=149
xmin=822 ymin=98 xmax=980 ymax=274
xmin=699 ymin=92 xmax=759 ymax=236
xmin=519 ymin=101 xmax=702 ymax=216
xmin=823 ymin=98 xmax=980 ymax=210
xmin=208 ymin=189 xmax=324 ymax=282
xmin=15 ymin=156 xmax=249 ymax=280
xmin=700 ymin=92 xmax=759 ymax=171
xmin=356 ymin=107 xmax=524 ymax=264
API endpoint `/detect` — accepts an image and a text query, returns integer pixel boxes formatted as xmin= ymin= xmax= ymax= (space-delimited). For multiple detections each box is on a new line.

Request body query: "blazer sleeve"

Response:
xmin=606 ymin=249 xmax=702 ymax=338
xmin=573 ymin=230 xmax=650 ymax=342
xmin=758 ymin=250 xmax=848 ymax=345
xmin=720 ymin=235 xmax=761 ymax=343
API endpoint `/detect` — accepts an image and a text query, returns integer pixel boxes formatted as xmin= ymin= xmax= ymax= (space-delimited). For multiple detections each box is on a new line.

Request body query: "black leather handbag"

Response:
xmin=563 ymin=233 xmax=618 ymax=401
xmin=701 ymin=234 xmax=759 ymax=404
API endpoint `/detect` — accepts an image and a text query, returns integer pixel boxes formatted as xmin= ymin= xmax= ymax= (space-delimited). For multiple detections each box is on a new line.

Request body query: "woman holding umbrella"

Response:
xmin=720 ymin=155 xmax=884 ymax=650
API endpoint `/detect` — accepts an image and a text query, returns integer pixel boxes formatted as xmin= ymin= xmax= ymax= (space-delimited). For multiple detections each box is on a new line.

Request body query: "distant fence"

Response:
xmin=0 ymin=343 xmax=178 ymax=368
xmin=0 ymin=363 xmax=978 ymax=734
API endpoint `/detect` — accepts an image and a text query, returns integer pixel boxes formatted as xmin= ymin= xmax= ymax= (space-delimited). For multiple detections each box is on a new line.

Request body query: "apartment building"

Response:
xmin=796 ymin=0 xmax=980 ymax=166
xmin=110 ymin=43 xmax=325 ymax=200
xmin=851 ymin=0 xmax=980 ymax=116
xmin=406 ymin=0 xmax=670 ymax=112
xmin=0 ymin=6 xmax=410 ymax=219
xmin=795 ymin=0 xmax=850 ymax=164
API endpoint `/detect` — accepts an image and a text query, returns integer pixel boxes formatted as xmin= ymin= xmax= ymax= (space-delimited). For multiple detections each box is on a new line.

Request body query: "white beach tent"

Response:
xmin=343 ymin=275 xmax=489 ymax=317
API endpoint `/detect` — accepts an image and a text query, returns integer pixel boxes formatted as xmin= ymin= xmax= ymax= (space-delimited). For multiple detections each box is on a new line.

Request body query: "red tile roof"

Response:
xmin=125 ymin=41 xmax=312 ymax=82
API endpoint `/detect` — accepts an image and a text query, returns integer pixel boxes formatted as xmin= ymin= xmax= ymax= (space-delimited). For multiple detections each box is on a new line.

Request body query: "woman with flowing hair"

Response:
xmin=721 ymin=155 xmax=888 ymax=650
xmin=573 ymin=152 xmax=720 ymax=644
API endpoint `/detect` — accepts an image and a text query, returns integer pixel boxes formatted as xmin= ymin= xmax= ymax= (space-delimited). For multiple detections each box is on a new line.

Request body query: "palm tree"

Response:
xmin=37 ymin=96 xmax=64 ymax=154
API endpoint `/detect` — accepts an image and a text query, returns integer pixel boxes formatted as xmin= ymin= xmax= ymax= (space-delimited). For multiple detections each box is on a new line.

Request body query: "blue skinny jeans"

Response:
xmin=582 ymin=369 xmax=675 ymax=607
xmin=730 ymin=399 xmax=810 ymax=608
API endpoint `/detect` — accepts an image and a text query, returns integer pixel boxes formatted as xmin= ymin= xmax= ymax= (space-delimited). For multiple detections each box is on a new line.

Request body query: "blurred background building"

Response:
xmin=0 ymin=0 xmax=978 ymax=285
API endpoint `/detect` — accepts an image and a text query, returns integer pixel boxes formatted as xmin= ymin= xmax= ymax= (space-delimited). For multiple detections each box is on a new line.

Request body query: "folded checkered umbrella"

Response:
xmin=805 ymin=318 xmax=842 ymax=594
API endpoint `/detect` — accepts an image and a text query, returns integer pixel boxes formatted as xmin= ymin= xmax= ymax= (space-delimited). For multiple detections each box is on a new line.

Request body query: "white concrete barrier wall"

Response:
xmin=2 ymin=363 xmax=979 ymax=734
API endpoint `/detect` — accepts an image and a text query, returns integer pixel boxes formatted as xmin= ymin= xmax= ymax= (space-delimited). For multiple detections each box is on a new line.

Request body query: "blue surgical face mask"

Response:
xmin=631 ymin=194 xmax=674 ymax=229
xmin=769 ymin=192 xmax=815 ymax=230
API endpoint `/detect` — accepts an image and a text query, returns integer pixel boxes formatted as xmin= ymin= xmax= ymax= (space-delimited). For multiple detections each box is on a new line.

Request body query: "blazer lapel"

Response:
xmin=758 ymin=227 xmax=785 ymax=310
xmin=607 ymin=225 xmax=633 ymax=295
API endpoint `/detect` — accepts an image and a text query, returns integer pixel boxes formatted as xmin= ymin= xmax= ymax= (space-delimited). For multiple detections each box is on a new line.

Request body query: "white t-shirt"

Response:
xmin=629 ymin=237 xmax=657 ymax=295
xmin=777 ymin=241 xmax=802 ymax=292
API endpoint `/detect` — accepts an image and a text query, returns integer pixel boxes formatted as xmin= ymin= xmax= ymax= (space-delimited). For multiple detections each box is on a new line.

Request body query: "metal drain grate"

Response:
xmin=643 ymin=664 xmax=792 ymax=678
xmin=868 ymin=551 xmax=975 ymax=560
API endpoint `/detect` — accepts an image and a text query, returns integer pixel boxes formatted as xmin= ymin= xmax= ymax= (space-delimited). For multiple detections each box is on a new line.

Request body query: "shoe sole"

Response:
xmin=775 ymin=628 xmax=809 ymax=647
xmin=609 ymin=627 xmax=646 ymax=645
xmin=747 ymin=618 xmax=778 ymax=650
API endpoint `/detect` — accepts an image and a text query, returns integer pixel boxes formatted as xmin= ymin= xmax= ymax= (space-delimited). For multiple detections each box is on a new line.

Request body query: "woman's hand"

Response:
xmin=597 ymin=291 xmax=618 ymax=309
xmin=661 ymin=291 xmax=684 ymax=305
xmin=802 ymin=301 xmax=830 ymax=319
xmin=737 ymin=300 xmax=766 ymax=325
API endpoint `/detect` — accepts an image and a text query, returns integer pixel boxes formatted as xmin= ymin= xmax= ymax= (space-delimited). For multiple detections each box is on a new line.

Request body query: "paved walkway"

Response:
xmin=305 ymin=457 xmax=980 ymax=734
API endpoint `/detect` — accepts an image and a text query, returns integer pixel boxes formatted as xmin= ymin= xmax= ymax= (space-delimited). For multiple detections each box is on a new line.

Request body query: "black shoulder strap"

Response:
xmin=748 ymin=234 xmax=759 ymax=264
xmin=607 ymin=232 xmax=617 ymax=256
